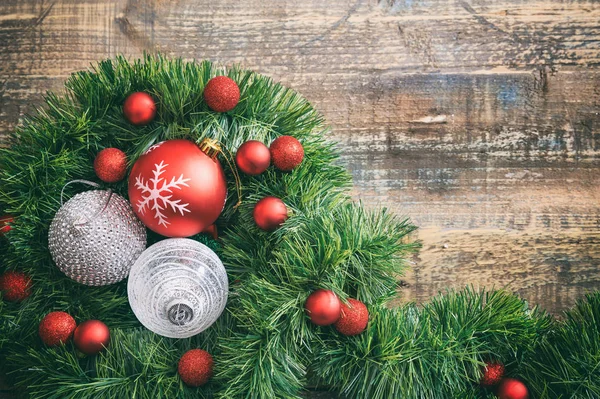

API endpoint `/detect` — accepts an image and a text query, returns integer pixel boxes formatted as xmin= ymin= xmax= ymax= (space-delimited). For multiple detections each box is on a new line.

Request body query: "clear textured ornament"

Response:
xmin=127 ymin=238 xmax=229 ymax=338
xmin=48 ymin=189 xmax=147 ymax=286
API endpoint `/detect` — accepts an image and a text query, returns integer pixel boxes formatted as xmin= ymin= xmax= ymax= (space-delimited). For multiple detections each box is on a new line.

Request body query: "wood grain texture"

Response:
xmin=1 ymin=0 xmax=599 ymax=314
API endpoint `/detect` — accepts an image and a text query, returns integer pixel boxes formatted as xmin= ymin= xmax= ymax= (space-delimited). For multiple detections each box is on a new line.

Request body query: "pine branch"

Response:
xmin=216 ymin=331 xmax=307 ymax=399
xmin=6 ymin=327 xmax=225 ymax=399
xmin=521 ymin=292 xmax=600 ymax=398
xmin=312 ymin=288 xmax=552 ymax=399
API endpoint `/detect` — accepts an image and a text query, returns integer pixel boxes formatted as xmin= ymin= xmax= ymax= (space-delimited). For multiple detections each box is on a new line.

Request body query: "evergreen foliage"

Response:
xmin=0 ymin=55 xmax=598 ymax=398
xmin=312 ymin=289 xmax=552 ymax=399
xmin=522 ymin=292 xmax=600 ymax=398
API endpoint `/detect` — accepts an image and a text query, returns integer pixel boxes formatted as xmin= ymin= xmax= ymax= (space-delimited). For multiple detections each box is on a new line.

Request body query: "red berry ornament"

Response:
xmin=94 ymin=148 xmax=128 ymax=183
xmin=39 ymin=311 xmax=77 ymax=346
xmin=178 ymin=349 xmax=214 ymax=387
xmin=73 ymin=320 xmax=110 ymax=355
xmin=334 ymin=298 xmax=369 ymax=336
xmin=497 ymin=378 xmax=529 ymax=399
xmin=203 ymin=76 xmax=240 ymax=112
xmin=270 ymin=136 xmax=304 ymax=171
xmin=305 ymin=289 xmax=341 ymax=326
xmin=480 ymin=361 xmax=505 ymax=387
xmin=253 ymin=196 xmax=288 ymax=231
xmin=235 ymin=140 xmax=271 ymax=175
xmin=128 ymin=140 xmax=227 ymax=237
xmin=0 ymin=215 xmax=13 ymax=235
xmin=123 ymin=92 xmax=157 ymax=125
xmin=0 ymin=271 xmax=32 ymax=302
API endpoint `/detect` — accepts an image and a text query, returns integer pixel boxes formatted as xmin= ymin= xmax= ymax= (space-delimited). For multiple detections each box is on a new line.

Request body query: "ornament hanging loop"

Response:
xmin=59 ymin=179 xmax=113 ymax=227
xmin=198 ymin=138 xmax=243 ymax=209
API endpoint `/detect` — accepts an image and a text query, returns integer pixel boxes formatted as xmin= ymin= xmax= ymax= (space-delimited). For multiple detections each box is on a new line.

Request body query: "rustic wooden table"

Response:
xmin=1 ymin=0 xmax=599 ymax=397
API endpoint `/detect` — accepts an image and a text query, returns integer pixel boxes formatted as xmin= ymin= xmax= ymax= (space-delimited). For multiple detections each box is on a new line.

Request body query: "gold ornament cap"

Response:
xmin=198 ymin=138 xmax=242 ymax=208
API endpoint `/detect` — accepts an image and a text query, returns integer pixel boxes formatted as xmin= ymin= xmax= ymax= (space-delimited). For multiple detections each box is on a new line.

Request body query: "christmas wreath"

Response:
xmin=0 ymin=55 xmax=598 ymax=399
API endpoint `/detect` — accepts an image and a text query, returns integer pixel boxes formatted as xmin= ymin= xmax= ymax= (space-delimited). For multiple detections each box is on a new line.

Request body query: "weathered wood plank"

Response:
xmin=395 ymin=229 xmax=600 ymax=313
xmin=1 ymin=0 xmax=600 ymax=77
xmin=0 ymin=0 xmax=599 ymax=320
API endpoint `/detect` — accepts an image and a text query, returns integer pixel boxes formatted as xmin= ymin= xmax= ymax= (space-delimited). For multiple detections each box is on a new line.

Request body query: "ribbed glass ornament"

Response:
xmin=127 ymin=238 xmax=228 ymax=338
xmin=48 ymin=190 xmax=147 ymax=286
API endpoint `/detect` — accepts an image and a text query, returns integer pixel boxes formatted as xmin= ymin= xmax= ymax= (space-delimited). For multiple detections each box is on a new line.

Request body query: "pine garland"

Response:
xmin=0 ymin=55 xmax=599 ymax=398
xmin=313 ymin=288 xmax=552 ymax=398
xmin=521 ymin=292 xmax=600 ymax=398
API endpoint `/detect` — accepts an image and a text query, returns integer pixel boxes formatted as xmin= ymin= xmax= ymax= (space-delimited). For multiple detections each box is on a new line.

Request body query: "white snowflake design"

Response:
xmin=134 ymin=161 xmax=192 ymax=227
xmin=143 ymin=141 xmax=165 ymax=155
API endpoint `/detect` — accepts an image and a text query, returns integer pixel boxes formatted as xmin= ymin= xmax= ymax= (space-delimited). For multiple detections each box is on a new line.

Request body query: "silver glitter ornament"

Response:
xmin=48 ymin=189 xmax=147 ymax=286
xmin=127 ymin=238 xmax=228 ymax=338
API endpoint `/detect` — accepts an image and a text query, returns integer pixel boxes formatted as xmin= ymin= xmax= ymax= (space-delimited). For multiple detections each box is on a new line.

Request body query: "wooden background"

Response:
xmin=0 ymin=0 xmax=599 ymax=395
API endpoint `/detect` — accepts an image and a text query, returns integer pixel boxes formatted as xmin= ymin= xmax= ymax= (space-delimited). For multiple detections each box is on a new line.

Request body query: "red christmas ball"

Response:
xmin=253 ymin=196 xmax=288 ymax=231
xmin=123 ymin=92 xmax=156 ymax=126
xmin=0 ymin=271 xmax=32 ymax=302
xmin=38 ymin=311 xmax=77 ymax=346
xmin=480 ymin=361 xmax=505 ymax=387
xmin=334 ymin=298 xmax=369 ymax=336
xmin=0 ymin=215 xmax=13 ymax=235
xmin=497 ymin=378 xmax=529 ymax=399
xmin=305 ymin=289 xmax=341 ymax=326
xmin=94 ymin=148 xmax=128 ymax=183
xmin=235 ymin=140 xmax=271 ymax=175
xmin=178 ymin=349 xmax=214 ymax=387
xmin=203 ymin=76 xmax=240 ymax=112
xmin=128 ymin=140 xmax=227 ymax=237
xmin=269 ymin=136 xmax=304 ymax=172
xmin=73 ymin=320 xmax=110 ymax=355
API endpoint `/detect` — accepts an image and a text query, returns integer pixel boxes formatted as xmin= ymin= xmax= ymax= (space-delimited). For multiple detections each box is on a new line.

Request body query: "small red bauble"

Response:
xmin=334 ymin=298 xmax=369 ymax=336
xmin=73 ymin=320 xmax=110 ymax=355
xmin=128 ymin=140 xmax=227 ymax=237
xmin=0 ymin=215 xmax=14 ymax=235
xmin=497 ymin=378 xmax=529 ymax=399
xmin=203 ymin=76 xmax=240 ymax=112
xmin=269 ymin=136 xmax=304 ymax=172
xmin=123 ymin=92 xmax=157 ymax=126
xmin=0 ymin=271 xmax=32 ymax=302
xmin=305 ymin=289 xmax=341 ymax=326
xmin=480 ymin=361 xmax=505 ymax=387
xmin=235 ymin=140 xmax=271 ymax=175
xmin=39 ymin=311 xmax=77 ymax=346
xmin=94 ymin=148 xmax=128 ymax=183
xmin=178 ymin=349 xmax=214 ymax=387
xmin=253 ymin=196 xmax=288 ymax=231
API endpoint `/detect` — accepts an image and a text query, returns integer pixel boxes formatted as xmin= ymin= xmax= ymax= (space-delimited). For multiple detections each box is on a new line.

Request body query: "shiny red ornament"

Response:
xmin=123 ymin=92 xmax=157 ymax=125
xmin=178 ymin=349 xmax=214 ymax=387
xmin=203 ymin=76 xmax=240 ymax=112
xmin=0 ymin=215 xmax=13 ymax=235
xmin=94 ymin=148 xmax=128 ymax=183
xmin=269 ymin=136 xmax=304 ymax=171
xmin=0 ymin=271 xmax=32 ymax=302
xmin=235 ymin=140 xmax=271 ymax=175
xmin=253 ymin=196 xmax=288 ymax=231
xmin=480 ymin=361 xmax=505 ymax=387
xmin=39 ymin=311 xmax=77 ymax=346
xmin=334 ymin=298 xmax=369 ymax=336
xmin=305 ymin=289 xmax=341 ymax=326
xmin=497 ymin=378 xmax=529 ymax=399
xmin=73 ymin=320 xmax=110 ymax=355
xmin=128 ymin=140 xmax=227 ymax=237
